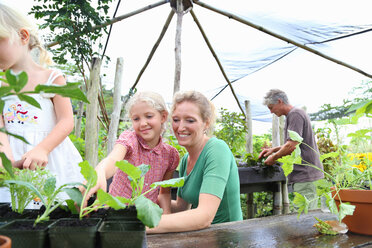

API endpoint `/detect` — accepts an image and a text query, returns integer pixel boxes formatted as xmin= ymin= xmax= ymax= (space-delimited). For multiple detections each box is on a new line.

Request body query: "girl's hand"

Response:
xmin=22 ymin=146 xmax=49 ymax=170
xmin=80 ymin=167 xmax=107 ymax=208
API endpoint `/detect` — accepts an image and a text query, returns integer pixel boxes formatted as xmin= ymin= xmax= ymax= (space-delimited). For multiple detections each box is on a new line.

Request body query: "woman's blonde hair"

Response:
xmin=171 ymin=90 xmax=216 ymax=136
xmin=0 ymin=3 xmax=52 ymax=66
xmin=126 ymin=91 xmax=168 ymax=133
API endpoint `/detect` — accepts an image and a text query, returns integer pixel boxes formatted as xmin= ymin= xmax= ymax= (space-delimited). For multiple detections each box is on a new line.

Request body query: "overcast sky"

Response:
xmin=3 ymin=0 xmax=372 ymax=134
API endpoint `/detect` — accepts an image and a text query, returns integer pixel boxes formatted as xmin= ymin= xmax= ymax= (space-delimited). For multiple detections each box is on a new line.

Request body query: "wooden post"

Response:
xmin=279 ymin=115 xmax=285 ymax=145
xmin=245 ymin=100 xmax=253 ymax=154
xmin=273 ymin=182 xmax=283 ymax=215
xmin=107 ymin=58 xmax=124 ymax=154
xmin=173 ymin=0 xmax=183 ymax=95
xmin=282 ymin=181 xmax=290 ymax=214
xmin=246 ymin=193 xmax=255 ymax=219
xmin=74 ymin=101 xmax=84 ymax=138
xmin=272 ymin=114 xmax=280 ymax=147
xmin=85 ymin=57 xmax=101 ymax=167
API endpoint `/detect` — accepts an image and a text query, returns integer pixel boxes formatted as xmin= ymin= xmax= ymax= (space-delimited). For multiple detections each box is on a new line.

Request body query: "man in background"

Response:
xmin=259 ymin=89 xmax=324 ymax=209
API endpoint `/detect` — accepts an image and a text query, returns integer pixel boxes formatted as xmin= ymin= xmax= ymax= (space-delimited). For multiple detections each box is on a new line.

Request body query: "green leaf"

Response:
xmin=44 ymin=177 xmax=57 ymax=197
xmin=4 ymin=179 xmax=46 ymax=206
xmin=96 ymin=189 xmax=130 ymax=209
xmin=278 ymin=155 xmax=295 ymax=176
xmin=137 ymin=164 xmax=151 ymax=178
xmin=293 ymin=192 xmax=309 ymax=219
xmin=0 ymin=86 xmax=12 ymax=97
xmin=288 ymin=130 xmax=303 ymax=143
xmin=338 ymin=202 xmax=355 ymax=222
xmin=79 ymin=161 xmax=97 ymax=188
xmin=115 ymin=160 xmax=142 ymax=181
xmin=34 ymin=83 xmax=89 ymax=103
xmin=63 ymin=187 xmax=83 ymax=207
xmin=6 ymin=70 xmax=27 ymax=92
xmin=65 ymin=199 xmax=79 ymax=214
xmin=135 ymin=195 xmax=163 ymax=228
xmin=320 ymin=152 xmax=339 ymax=163
xmin=151 ymin=177 xmax=185 ymax=188
xmin=17 ymin=94 xmax=41 ymax=109
xmin=0 ymin=128 xmax=29 ymax=144
xmin=0 ymin=152 xmax=14 ymax=178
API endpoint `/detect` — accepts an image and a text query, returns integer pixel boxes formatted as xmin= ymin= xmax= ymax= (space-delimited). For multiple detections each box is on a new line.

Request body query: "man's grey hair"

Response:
xmin=263 ymin=89 xmax=289 ymax=106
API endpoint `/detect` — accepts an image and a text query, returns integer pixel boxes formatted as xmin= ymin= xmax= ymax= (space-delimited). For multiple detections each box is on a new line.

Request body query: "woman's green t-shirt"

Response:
xmin=177 ymin=137 xmax=243 ymax=224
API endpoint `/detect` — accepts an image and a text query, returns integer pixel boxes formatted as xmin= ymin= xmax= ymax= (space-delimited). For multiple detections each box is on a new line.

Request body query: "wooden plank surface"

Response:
xmin=147 ymin=210 xmax=372 ymax=248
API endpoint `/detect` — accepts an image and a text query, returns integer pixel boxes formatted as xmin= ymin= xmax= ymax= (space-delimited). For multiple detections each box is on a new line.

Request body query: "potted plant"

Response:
xmin=0 ymin=235 xmax=11 ymax=248
xmin=0 ymin=69 xmax=89 ymax=247
xmin=48 ymin=160 xmax=184 ymax=248
xmin=280 ymin=99 xmax=372 ymax=235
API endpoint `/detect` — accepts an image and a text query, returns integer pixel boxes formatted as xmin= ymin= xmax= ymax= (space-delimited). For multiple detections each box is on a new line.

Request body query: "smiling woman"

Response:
xmin=147 ymin=90 xmax=242 ymax=234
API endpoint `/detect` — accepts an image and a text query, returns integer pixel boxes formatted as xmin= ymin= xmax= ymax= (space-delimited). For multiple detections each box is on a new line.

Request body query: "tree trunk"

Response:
xmin=173 ymin=0 xmax=183 ymax=95
xmin=74 ymin=101 xmax=85 ymax=138
xmin=85 ymin=57 xmax=101 ymax=167
xmin=107 ymin=58 xmax=124 ymax=154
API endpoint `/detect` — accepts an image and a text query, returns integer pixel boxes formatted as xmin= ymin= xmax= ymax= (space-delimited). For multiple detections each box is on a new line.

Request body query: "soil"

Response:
xmin=54 ymin=218 xmax=100 ymax=227
xmin=3 ymin=220 xmax=51 ymax=230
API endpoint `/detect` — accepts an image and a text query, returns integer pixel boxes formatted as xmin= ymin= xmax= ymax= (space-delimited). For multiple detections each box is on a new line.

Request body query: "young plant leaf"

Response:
xmin=79 ymin=161 xmax=97 ymax=188
xmin=338 ymin=202 xmax=355 ymax=222
xmin=288 ymin=130 xmax=303 ymax=143
xmin=63 ymin=187 xmax=83 ymax=207
xmin=5 ymin=70 xmax=27 ymax=93
xmin=0 ymin=152 xmax=14 ymax=178
xmin=17 ymin=94 xmax=41 ymax=109
xmin=115 ymin=160 xmax=142 ymax=181
xmin=293 ymin=192 xmax=309 ymax=219
xmin=0 ymin=128 xmax=29 ymax=144
xmin=151 ymin=177 xmax=185 ymax=188
xmin=44 ymin=177 xmax=57 ymax=197
xmin=319 ymin=152 xmax=339 ymax=163
xmin=4 ymin=179 xmax=46 ymax=206
xmin=135 ymin=195 xmax=163 ymax=228
xmin=96 ymin=189 xmax=130 ymax=209
xmin=34 ymin=83 xmax=89 ymax=103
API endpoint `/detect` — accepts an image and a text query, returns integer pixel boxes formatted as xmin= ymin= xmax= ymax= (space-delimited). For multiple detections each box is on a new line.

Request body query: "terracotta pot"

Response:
xmin=331 ymin=188 xmax=372 ymax=235
xmin=0 ymin=235 xmax=11 ymax=248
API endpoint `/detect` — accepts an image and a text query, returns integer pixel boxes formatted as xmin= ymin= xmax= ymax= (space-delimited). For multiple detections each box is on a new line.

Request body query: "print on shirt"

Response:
xmin=3 ymin=103 xmax=38 ymax=125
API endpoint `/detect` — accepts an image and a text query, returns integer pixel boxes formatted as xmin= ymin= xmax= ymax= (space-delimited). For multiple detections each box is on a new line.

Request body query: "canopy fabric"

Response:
xmin=100 ymin=0 xmax=372 ymax=121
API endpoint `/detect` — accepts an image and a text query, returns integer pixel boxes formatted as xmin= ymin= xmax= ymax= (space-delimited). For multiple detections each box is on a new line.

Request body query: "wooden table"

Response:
xmin=147 ymin=210 xmax=372 ymax=248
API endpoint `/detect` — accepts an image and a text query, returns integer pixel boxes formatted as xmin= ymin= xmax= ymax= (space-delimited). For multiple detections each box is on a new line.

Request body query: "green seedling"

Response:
xmin=74 ymin=160 xmax=184 ymax=228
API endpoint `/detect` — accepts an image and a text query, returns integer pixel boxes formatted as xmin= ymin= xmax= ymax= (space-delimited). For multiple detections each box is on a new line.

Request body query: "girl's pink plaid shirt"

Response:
xmin=109 ymin=130 xmax=180 ymax=203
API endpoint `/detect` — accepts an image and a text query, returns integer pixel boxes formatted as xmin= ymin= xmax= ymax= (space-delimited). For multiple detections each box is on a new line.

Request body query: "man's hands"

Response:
xmin=258 ymin=148 xmax=277 ymax=166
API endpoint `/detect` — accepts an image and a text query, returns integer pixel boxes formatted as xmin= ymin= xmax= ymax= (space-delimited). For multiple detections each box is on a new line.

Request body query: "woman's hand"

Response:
xmin=21 ymin=146 xmax=49 ymax=170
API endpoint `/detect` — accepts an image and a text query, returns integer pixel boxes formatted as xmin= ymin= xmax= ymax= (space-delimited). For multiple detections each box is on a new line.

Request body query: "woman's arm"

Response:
xmin=147 ymin=193 xmax=221 ymax=234
xmin=22 ymin=75 xmax=73 ymax=169
xmin=157 ymin=170 xmax=175 ymax=214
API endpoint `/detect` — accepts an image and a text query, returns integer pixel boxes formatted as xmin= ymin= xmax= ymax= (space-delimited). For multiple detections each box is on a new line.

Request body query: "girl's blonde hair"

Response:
xmin=171 ymin=90 xmax=216 ymax=136
xmin=126 ymin=91 xmax=168 ymax=132
xmin=0 ymin=3 xmax=52 ymax=66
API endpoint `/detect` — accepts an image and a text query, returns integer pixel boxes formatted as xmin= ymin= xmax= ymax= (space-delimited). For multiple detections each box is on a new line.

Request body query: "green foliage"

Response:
xmin=214 ymin=108 xmax=247 ymax=157
xmin=316 ymin=127 xmax=340 ymax=177
xmin=310 ymin=80 xmax=372 ymax=121
xmin=164 ymin=133 xmax=187 ymax=162
xmin=30 ymin=0 xmax=113 ymax=68
xmin=252 ymin=134 xmax=272 ymax=156
xmin=0 ymin=167 xmax=51 ymax=214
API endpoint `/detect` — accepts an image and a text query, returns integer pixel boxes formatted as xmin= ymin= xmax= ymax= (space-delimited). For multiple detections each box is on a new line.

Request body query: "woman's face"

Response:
xmin=171 ymin=101 xmax=208 ymax=150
